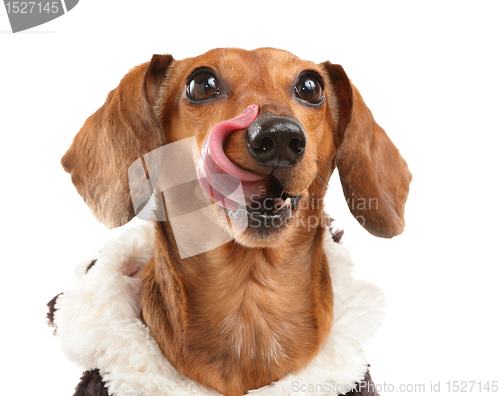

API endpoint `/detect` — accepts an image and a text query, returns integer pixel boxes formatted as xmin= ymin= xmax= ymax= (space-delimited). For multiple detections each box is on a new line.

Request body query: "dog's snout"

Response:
xmin=247 ymin=116 xmax=306 ymax=168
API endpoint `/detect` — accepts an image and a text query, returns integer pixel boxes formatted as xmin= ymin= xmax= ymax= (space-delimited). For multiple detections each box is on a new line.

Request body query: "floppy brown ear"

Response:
xmin=322 ymin=62 xmax=412 ymax=238
xmin=61 ymin=54 xmax=174 ymax=228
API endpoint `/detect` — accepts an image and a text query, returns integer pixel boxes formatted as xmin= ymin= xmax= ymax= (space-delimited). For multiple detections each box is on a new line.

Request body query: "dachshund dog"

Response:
xmin=61 ymin=48 xmax=411 ymax=396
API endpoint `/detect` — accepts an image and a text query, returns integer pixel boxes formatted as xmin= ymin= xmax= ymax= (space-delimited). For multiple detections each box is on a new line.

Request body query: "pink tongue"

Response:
xmin=197 ymin=105 xmax=267 ymax=209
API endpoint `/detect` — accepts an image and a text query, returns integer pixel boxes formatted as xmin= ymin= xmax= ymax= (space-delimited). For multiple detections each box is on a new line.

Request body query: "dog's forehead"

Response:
xmin=179 ymin=48 xmax=321 ymax=81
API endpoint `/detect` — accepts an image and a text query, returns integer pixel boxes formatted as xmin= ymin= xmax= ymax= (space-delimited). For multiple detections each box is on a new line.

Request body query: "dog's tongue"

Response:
xmin=197 ymin=105 xmax=267 ymax=209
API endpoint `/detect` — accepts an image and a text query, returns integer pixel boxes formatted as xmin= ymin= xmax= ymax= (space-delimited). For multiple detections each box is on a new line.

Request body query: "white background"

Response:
xmin=2 ymin=1 xmax=499 ymax=395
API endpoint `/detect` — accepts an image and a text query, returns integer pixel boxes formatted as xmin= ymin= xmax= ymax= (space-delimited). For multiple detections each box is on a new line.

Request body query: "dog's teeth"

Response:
xmin=276 ymin=197 xmax=291 ymax=211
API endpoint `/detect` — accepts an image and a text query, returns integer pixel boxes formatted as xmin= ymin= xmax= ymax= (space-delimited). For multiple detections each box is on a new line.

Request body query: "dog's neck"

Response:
xmin=140 ymin=213 xmax=333 ymax=396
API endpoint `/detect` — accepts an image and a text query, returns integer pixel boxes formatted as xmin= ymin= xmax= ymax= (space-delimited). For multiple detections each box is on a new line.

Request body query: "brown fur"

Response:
xmin=61 ymin=55 xmax=173 ymax=228
xmin=61 ymin=48 xmax=411 ymax=396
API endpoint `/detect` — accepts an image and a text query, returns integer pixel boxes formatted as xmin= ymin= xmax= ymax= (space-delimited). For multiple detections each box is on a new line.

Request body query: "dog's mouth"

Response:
xmin=196 ymin=105 xmax=300 ymax=226
xmin=244 ymin=176 xmax=300 ymax=227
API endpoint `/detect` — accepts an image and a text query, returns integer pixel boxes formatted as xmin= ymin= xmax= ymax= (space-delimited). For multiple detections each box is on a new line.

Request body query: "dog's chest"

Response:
xmin=183 ymin=263 xmax=318 ymax=372
xmin=225 ymin=288 xmax=314 ymax=361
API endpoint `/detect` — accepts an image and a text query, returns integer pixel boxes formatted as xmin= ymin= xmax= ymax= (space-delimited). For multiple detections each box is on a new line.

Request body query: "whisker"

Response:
xmin=313 ymin=150 xmax=335 ymax=164
xmin=315 ymin=172 xmax=329 ymax=189
xmin=313 ymin=152 xmax=362 ymax=196
xmin=338 ymin=174 xmax=361 ymax=195
xmin=314 ymin=159 xmax=335 ymax=172
xmin=284 ymin=236 xmax=305 ymax=268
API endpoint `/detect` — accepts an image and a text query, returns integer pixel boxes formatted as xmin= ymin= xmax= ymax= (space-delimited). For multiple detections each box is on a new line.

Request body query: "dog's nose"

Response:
xmin=247 ymin=115 xmax=306 ymax=168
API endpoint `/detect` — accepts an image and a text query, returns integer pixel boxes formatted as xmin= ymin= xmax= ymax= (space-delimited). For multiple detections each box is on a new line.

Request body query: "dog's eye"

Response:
xmin=295 ymin=73 xmax=323 ymax=104
xmin=187 ymin=70 xmax=220 ymax=101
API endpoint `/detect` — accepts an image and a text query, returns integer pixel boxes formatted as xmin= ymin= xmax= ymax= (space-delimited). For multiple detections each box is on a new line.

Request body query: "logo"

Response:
xmin=3 ymin=0 xmax=78 ymax=33
xmin=128 ymin=137 xmax=248 ymax=259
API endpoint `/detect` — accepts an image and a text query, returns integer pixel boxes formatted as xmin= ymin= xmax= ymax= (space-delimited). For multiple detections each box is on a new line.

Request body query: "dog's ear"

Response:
xmin=322 ymin=62 xmax=411 ymax=238
xmin=61 ymin=54 xmax=174 ymax=228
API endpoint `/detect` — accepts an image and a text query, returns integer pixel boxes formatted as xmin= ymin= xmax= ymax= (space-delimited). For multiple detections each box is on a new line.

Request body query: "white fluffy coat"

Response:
xmin=54 ymin=222 xmax=385 ymax=396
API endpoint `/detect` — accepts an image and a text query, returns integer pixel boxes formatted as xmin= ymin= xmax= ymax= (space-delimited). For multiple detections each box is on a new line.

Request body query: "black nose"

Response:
xmin=247 ymin=115 xmax=306 ymax=168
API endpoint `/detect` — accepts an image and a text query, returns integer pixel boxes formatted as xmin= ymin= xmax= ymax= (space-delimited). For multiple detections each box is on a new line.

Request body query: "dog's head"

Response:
xmin=62 ymin=48 xmax=411 ymax=248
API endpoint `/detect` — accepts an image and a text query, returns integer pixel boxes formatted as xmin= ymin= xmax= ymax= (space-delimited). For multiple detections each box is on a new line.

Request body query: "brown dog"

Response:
xmin=61 ymin=48 xmax=411 ymax=396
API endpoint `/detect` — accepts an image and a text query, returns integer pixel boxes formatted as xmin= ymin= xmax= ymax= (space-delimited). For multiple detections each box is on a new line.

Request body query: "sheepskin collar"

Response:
xmin=53 ymin=221 xmax=385 ymax=396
